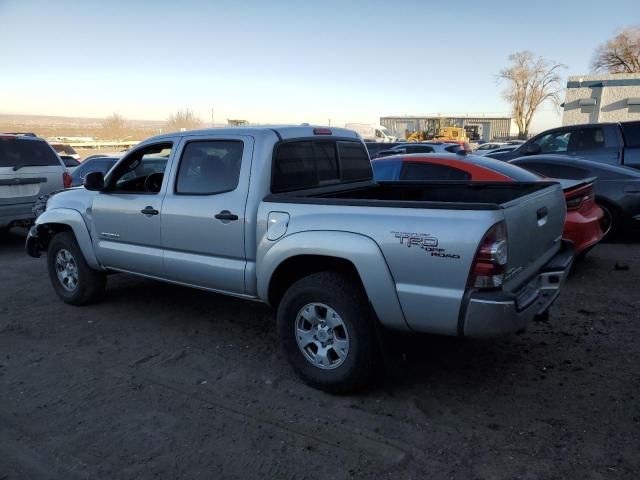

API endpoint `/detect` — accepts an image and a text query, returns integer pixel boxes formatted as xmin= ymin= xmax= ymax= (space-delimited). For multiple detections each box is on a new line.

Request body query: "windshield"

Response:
xmin=0 ymin=138 xmax=61 ymax=168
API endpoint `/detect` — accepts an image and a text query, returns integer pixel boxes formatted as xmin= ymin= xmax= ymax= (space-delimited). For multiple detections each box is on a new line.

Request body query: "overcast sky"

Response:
xmin=0 ymin=0 xmax=636 ymax=132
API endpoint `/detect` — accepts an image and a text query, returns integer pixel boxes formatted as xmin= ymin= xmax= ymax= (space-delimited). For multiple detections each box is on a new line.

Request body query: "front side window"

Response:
xmin=534 ymin=130 xmax=571 ymax=153
xmin=107 ymin=143 xmax=172 ymax=194
xmin=176 ymin=140 xmax=244 ymax=195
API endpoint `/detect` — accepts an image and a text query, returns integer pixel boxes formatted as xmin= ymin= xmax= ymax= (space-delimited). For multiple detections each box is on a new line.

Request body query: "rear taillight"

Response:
xmin=564 ymin=183 xmax=594 ymax=211
xmin=313 ymin=128 xmax=332 ymax=135
xmin=63 ymin=171 xmax=72 ymax=188
xmin=469 ymin=221 xmax=508 ymax=289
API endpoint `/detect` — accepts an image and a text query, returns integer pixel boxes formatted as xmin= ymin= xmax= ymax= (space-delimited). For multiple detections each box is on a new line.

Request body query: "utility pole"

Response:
xmin=328 ymin=118 xmax=331 ymax=126
xmin=211 ymin=108 xmax=215 ymax=128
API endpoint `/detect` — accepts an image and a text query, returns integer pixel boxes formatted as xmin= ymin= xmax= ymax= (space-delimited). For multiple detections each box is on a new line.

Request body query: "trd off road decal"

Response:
xmin=392 ymin=231 xmax=461 ymax=260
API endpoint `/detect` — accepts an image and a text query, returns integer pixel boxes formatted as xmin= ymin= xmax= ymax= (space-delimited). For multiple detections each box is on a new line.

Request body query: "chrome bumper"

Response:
xmin=462 ymin=241 xmax=574 ymax=338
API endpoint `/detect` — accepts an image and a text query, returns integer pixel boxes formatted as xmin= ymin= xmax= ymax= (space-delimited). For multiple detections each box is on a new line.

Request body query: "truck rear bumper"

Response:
xmin=462 ymin=241 xmax=574 ymax=338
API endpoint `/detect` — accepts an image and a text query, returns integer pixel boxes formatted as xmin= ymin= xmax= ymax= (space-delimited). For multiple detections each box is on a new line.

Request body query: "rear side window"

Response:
xmin=400 ymin=162 xmax=471 ymax=181
xmin=445 ymin=145 xmax=462 ymax=153
xmin=515 ymin=161 xmax=591 ymax=180
xmin=337 ymin=141 xmax=372 ymax=181
xmin=372 ymin=160 xmax=402 ymax=181
xmin=272 ymin=140 xmax=371 ymax=192
xmin=569 ymin=127 xmax=606 ymax=151
xmin=406 ymin=145 xmax=435 ymax=154
xmin=0 ymin=138 xmax=60 ymax=168
xmin=176 ymin=141 xmax=244 ymax=195
xmin=621 ymin=122 xmax=640 ymax=147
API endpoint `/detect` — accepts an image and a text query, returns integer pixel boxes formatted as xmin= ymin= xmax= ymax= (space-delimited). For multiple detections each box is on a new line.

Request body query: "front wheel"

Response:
xmin=47 ymin=232 xmax=106 ymax=305
xmin=277 ymin=272 xmax=380 ymax=393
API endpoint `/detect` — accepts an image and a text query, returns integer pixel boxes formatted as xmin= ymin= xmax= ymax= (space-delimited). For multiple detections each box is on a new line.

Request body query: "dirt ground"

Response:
xmin=1 ymin=229 xmax=639 ymax=480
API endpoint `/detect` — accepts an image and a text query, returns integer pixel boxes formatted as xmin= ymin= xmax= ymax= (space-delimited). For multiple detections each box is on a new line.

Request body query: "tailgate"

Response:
xmin=0 ymin=167 xmax=62 ymax=207
xmin=501 ymin=182 xmax=566 ymax=292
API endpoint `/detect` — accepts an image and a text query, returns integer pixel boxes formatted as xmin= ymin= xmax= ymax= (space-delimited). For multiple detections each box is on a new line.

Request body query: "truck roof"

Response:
xmin=146 ymin=125 xmax=360 ymax=143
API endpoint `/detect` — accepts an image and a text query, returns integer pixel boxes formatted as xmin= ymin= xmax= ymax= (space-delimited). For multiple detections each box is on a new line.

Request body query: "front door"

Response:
xmin=91 ymin=141 xmax=175 ymax=277
xmin=161 ymin=136 xmax=252 ymax=294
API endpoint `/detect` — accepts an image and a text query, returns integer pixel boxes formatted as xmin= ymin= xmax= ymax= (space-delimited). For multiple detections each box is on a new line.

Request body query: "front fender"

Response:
xmin=258 ymin=230 xmax=409 ymax=331
xmin=32 ymin=208 xmax=102 ymax=270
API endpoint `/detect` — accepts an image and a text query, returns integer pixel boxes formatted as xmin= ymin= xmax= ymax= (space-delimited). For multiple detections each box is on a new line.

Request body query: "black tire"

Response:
xmin=47 ymin=231 xmax=106 ymax=305
xmin=277 ymin=272 xmax=380 ymax=394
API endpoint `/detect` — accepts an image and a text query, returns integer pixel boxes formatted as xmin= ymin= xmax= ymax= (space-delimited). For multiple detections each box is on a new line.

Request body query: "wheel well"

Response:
xmin=38 ymin=223 xmax=73 ymax=250
xmin=268 ymin=255 xmax=363 ymax=307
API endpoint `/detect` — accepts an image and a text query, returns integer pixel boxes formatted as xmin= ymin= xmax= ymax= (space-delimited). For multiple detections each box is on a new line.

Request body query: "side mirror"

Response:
xmin=84 ymin=171 xmax=105 ymax=191
xmin=522 ymin=143 xmax=541 ymax=155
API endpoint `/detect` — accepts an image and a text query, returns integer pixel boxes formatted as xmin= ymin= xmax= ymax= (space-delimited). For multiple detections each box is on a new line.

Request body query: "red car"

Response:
xmin=372 ymin=153 xmax=604 ymax=256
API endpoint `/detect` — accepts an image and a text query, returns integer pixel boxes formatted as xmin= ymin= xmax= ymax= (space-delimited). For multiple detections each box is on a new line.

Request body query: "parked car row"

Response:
xmin=5 ymin=121 xmax=639 ymax=393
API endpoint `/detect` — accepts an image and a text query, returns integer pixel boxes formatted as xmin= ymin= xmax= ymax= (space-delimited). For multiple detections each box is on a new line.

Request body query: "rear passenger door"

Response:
xmin=160 ymin=136 xmax=253 ymax=294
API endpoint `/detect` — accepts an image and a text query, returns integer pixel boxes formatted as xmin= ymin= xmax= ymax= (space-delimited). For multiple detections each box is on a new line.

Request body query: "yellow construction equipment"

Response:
xmin=434 ymin=127 xmax=468 ymax=142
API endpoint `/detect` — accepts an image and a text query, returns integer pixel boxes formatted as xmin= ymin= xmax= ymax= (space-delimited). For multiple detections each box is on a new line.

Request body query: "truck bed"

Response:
xmin=266 ymin=181 xmax=558 ymax=210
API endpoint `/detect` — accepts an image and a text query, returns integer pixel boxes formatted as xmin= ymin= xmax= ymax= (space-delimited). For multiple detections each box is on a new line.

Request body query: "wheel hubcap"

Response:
xmin=295 ymin=303 xmax=350 ymax=370
xmin=55 ymin=249 xmax=79 ymax=292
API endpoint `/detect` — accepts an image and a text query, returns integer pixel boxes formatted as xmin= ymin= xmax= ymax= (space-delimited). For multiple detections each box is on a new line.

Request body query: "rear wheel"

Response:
xmin=277 ymin=272 xmax=380 ymax=393
xmin=47 ymin=232 xmax=106 ymax=305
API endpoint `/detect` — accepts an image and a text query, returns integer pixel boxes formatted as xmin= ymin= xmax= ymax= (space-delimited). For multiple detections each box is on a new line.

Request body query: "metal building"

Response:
xmin=380 ymin=115 xmax=512 ymax=142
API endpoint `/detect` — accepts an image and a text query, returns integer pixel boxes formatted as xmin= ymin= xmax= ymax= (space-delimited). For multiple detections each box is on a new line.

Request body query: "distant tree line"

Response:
xmin=100 ymin=109 xmax=203 ymax=140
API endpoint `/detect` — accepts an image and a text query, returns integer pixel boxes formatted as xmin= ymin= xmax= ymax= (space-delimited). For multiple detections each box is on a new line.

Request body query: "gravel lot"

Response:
xmin=1 ymin=228 xmax=639 ymax=480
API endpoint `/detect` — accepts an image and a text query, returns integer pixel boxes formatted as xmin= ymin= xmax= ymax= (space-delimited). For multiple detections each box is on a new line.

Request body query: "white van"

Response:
xmin=345 ymin=123 xmax=397 ymax=143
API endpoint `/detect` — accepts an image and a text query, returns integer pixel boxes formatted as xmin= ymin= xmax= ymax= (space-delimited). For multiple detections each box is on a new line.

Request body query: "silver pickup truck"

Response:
xmin=26 ymin=126 xmax=573 ymax=392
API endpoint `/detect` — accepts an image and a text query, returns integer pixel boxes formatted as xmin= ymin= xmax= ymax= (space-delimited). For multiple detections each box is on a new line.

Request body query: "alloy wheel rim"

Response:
xmin=295 ymin=302 xmax=350 ymax=370
xmin=55 ymin=248 xmax=79 ymax=292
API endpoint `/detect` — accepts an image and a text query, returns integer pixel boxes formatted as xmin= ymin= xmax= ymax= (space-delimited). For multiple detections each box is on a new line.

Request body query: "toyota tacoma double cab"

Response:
xmin=26 ymin=126 xmax=573 ymax=392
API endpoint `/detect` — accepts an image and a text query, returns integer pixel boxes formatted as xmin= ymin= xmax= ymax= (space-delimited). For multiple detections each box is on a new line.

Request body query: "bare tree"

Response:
xmin=592 ymin=25 xmax=640 ymax=74
xmin=497 ymin=51 xmax=566 ymax=139
xmin=101 ymin=113 xmax=127 ymax=140
xmin=165 ymin=109 xmax=202 ymax=132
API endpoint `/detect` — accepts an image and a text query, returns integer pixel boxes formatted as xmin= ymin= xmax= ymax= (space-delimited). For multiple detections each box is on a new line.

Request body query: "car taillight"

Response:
xmin=469 ymin=221 xmax=508 ymax=289
xmin=564 ymin=183 xmax=594 ymax=211
xmin=313 ymin=128 xmax=332 ymax=135
xmin=63 ymin=172 xmax=72 ymax=188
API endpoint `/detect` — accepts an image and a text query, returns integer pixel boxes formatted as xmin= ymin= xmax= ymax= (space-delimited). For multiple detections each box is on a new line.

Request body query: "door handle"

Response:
xmin=537 ymin=206 xmax=548 ymax=220
xmin=140 ymin=206 xmax=159 ymax=216
xmin=214 ymin=210 xmax=239 ymax=221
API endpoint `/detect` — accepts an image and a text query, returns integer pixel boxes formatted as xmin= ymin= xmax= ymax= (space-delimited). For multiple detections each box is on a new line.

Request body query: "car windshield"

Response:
xmin=0 ymin=137 xmax=61 ymax=168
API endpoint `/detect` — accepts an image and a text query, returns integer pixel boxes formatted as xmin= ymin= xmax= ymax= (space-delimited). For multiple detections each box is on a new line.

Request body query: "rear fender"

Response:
xmin=258 ymin=231 xmax=409 ymax=331
xmin=34 ymin=208 xmax=101 ymax=270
